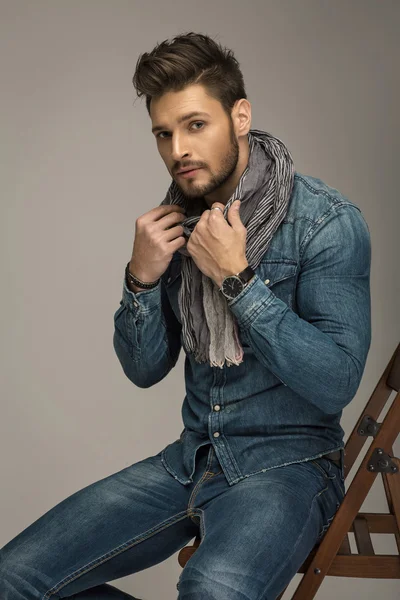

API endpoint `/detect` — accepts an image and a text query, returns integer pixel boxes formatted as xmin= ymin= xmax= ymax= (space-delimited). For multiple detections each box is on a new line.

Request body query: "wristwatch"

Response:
xmin=219 ymin=265 xmax=255 ymax=300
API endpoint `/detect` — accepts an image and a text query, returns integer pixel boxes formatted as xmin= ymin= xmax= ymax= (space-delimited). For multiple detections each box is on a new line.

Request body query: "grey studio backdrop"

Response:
xmin=1 ymin=1 xmax=399 ymax=599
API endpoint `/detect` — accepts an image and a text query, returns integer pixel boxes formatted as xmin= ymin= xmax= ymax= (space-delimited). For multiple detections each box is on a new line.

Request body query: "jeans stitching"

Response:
xmin=227 ymin=447 xmax=344 ymax=484
xmin=187 ymin=447 xmax=215 ymax=513
xmin=316 ymin=503 xmax=341 ymax=542
xmin=42 ymin=511 xmax=190 ymax=599
xmin=309 ymin=459 xmax=336 ymax=480
xmin=187 ymin=474 xmax=214 ymax=517
xmin=256 ymin=483 xmax=329 ymax=600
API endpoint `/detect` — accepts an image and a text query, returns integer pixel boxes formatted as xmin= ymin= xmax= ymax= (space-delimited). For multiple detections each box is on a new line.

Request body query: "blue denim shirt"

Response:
xmin=113 ymin=172 xmax=371 ymax=487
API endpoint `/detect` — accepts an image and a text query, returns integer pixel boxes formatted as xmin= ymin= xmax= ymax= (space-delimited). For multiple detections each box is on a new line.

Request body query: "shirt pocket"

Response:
xmin=256 ymin=259 xmax=298 ymax=309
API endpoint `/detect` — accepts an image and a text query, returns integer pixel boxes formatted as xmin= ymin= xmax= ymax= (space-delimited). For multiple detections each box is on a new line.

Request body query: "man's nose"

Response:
xmin=171 ymin=134 xmax=190 ymax=162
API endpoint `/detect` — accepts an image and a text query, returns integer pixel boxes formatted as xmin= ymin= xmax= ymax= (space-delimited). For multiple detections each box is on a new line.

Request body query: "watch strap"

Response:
xmin=237 ymin=265 xmax=255 ymax=284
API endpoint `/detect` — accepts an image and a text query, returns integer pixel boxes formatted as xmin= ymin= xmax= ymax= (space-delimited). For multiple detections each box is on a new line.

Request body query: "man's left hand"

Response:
xmin=186 ymin=200 xmax=249 ymax=288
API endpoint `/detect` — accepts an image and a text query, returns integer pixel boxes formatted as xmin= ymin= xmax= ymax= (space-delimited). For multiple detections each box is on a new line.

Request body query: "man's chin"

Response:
xmin=175 ymin=182 xmax=208 ymax=199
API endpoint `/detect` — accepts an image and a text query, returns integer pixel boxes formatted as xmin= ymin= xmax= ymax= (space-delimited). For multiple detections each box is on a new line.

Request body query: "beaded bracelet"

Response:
xmin=125 ymin=262 xmax=160 ymax=290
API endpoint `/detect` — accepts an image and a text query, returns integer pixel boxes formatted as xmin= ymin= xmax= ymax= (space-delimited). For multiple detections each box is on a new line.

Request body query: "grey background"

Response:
xmin=1 ymin=1 xmax=399 ymax=598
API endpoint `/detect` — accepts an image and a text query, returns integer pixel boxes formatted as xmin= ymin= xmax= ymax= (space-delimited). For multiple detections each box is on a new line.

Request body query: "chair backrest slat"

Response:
xmin=387 ymin=343 xmax=400 ymax=391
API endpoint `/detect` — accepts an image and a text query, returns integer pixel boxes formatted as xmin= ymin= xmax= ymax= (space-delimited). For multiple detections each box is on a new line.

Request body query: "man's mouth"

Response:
xmin=177 ymin=168 xmax=203 ymax=178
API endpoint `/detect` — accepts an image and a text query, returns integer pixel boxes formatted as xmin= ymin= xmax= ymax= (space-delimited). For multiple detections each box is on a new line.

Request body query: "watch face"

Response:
xmin=222 ymin=276 xmax=243 ymax=299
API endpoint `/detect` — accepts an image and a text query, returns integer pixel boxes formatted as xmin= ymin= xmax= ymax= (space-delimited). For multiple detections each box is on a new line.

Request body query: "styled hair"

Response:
xmin=132 ymin=32 xmax=247 ymax=118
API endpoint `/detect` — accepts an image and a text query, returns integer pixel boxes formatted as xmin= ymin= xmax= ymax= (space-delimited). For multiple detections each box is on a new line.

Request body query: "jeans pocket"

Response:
xmin=310 ymin=458 xmax=346 ymax=499
xmin=309 ymin=457 xmax=337 ymax=480
xmin=312 ymin=462 xmax=345 ymax=543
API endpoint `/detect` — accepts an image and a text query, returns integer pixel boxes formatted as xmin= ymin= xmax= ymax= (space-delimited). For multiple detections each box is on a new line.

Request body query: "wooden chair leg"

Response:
xmin=289 ymin=390 xmax=400 ymax=599
xmin=382 ymin=453 xmax=400 ymax=552
xmin=177 ymin=344 xmax=400 ymax=599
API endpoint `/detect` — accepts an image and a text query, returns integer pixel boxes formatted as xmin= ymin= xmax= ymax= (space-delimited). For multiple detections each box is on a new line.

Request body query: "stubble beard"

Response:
xmin=175 ymin=124 xmax=240 ymax=200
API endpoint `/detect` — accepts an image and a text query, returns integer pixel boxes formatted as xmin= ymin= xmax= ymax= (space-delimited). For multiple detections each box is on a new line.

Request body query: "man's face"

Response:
xmin=150 ymin=84 xmax=240 ymax=199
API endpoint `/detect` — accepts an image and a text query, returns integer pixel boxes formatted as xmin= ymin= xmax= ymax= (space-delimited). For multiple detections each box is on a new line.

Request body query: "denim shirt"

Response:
xmin=113 ymin=172 xmax=372 ymax=487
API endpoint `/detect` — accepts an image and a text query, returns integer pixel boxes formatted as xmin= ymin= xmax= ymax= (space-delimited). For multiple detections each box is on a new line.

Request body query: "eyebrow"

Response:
xmin=151 ymin=111 xmax=212 ymax=134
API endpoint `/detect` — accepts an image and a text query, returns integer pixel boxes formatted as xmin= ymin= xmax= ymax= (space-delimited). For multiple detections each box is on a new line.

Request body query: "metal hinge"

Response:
xmin=367 ymin=448 xmax=398 ymax=473
xmin=357 ymin=414 xmax=381 ymax=437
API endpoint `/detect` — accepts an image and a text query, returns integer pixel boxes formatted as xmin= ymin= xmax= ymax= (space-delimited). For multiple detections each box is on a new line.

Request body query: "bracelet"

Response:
xmin=125 ymin=262 xmax=160 ymax=289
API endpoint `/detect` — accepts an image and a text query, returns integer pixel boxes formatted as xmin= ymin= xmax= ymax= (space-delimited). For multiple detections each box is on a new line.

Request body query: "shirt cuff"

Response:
xmin=227 ymin=274 xmax=274 ymax=329
xmin=122 ymin=277 xmax=161 ymax=316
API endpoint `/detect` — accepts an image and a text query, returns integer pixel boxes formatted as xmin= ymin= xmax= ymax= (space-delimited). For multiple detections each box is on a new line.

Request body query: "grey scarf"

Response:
xmin=160 ymin=129 xmax=294 ymax=368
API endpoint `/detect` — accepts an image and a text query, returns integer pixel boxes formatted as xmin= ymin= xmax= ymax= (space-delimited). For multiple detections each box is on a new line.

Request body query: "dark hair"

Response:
xmin=132 ymin=32 xmax=247 ymax=118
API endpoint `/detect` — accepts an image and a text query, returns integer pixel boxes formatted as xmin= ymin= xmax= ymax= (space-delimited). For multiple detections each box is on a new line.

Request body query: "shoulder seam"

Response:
xmin=294 ymin=173 xmax=360 ymax=212
xmin=299 ymin=202 xmax=362 ymax=260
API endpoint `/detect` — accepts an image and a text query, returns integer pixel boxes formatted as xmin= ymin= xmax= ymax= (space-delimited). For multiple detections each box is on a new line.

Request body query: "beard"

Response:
xmin=175 ymin=121 xmax=239 ymax=200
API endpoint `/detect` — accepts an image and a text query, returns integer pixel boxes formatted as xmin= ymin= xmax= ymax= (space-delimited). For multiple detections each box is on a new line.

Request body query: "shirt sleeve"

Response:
xmin=227 ymin=203 xmax=372 ymax=414
xmin=113 ymin=274 xmax=182 ymax=388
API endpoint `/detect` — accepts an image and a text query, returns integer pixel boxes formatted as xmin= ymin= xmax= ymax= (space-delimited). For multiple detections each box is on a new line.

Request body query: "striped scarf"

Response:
xmin=160 ymin=129 xmax=294 ymax=368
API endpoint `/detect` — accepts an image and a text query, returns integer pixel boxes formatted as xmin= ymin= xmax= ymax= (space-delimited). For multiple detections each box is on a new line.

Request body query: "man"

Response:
xmin=0 ymin=32 xmax=371 ymax=600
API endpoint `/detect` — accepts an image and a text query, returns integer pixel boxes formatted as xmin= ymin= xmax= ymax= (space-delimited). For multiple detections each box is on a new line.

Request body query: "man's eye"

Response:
xmin=157 ymin=122 xmax=205 ymax=139
xmin=191 ymin=121 xmax=204 ymax=130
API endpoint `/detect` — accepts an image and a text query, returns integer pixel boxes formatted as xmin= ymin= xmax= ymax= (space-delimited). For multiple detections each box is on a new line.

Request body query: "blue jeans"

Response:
xmin=0 ymin=444 xmax=345 ymax=600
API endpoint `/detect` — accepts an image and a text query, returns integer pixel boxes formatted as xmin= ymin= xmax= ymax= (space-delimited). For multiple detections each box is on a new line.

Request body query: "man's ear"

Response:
xmin=233 ymin=98 xmax=251 ymax=137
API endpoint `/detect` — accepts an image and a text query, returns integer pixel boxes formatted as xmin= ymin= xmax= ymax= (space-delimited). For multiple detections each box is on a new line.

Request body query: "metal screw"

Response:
xmin=377 ymin=448 xmax=383 ymax=455
xmin=359 ymin=429 xmax=364 ymax=435
xmin=368 ymin=464 xmax=375 ymax=471
xmin=314 ymin=568 xmax=321 ymax=575
xmin=392 ymin=466 xmax=398 ymax=472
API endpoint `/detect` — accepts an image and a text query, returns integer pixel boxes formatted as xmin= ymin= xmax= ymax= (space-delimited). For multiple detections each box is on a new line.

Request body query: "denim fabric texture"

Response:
xmin=114 ymin=172 xmax=372 ymax=486
xmin=0 ymin=443 xmax=345 ymax=599
xmin=0 ymin=171 xmax=370 ymax=599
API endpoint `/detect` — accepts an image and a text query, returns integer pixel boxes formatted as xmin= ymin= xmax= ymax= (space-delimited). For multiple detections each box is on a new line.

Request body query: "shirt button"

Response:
xmin=214 ymin=405 xmax=220 ymax=411
xmin=133 ymin=301 xmax=138 ymax=307
xmin=264 ymin=279 xmax=270 ymax=285
xmin=213 ymin=432 xmax=220 ymax=438
xmin=167 ymin=277 xmax=171 ymax=283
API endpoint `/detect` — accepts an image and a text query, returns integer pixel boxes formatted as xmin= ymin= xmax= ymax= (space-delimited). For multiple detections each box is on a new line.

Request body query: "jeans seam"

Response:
xmin=187 ymin=447 xmax=215 ymax=514
xmin=227 ymin=447 xmax=344 ymax=485
xmin=41 ymin=510 xmax=190 ymax=599
xmin=316 ymin=504 xmax=341 ymax=542
xmin=187 ymin=473 xmax=214 ymax=515
xmin=309 ymin=459 xmax=336 ymax=480
xmin=256 ymin=483 xmax=329 ymax=600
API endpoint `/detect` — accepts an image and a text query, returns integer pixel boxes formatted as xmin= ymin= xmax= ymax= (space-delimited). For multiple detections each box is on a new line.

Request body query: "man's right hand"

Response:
xmin=128 ymin=205 xmax=187 ymax=285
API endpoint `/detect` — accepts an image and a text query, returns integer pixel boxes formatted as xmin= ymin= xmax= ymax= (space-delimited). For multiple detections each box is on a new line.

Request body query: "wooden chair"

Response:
xmin=177 ymin=342 xmax=400 ymax=599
